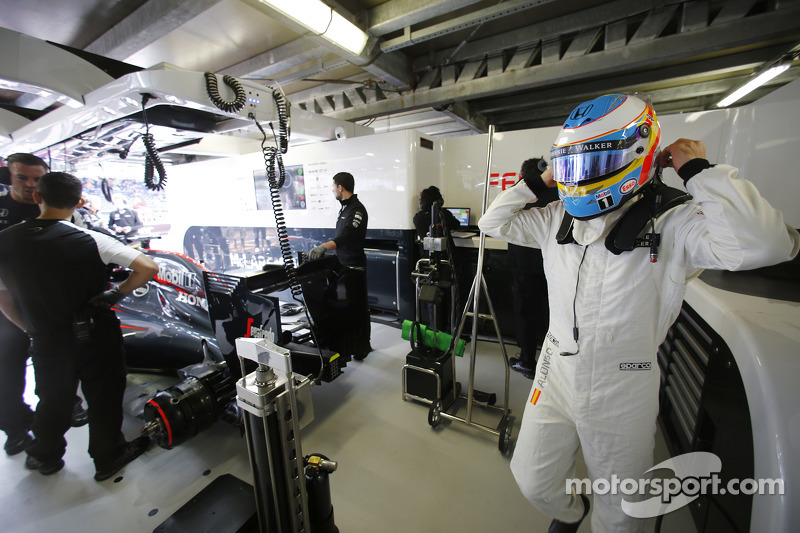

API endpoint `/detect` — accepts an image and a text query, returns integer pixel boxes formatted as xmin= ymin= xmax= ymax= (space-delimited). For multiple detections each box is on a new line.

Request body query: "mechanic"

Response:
xmin=0 ymin=154 xmax=88 ymax=458
xmin=0 ymin=171 xmax=159 ymax=479
xmin=308 ymin=172 xmax=371 ymax=360
xmin=506 ymin=157 xmax=559 ymax=379
xmin=478 ymin=94 xmax=799 ymax=532
xmin=108 ymin=194 xmax=143 ymax=240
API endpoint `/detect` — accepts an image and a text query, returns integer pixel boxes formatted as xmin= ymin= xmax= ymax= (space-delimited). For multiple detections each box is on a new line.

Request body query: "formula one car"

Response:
xmin=111 ymin=247 xmax=349 ymax=448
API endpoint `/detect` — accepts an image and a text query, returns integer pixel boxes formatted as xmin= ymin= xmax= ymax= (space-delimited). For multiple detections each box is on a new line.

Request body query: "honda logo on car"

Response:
xmin=620 ymin=178 xmax=637 ymax=195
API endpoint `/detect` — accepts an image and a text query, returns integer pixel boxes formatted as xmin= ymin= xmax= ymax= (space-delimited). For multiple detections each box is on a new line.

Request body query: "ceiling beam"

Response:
xmin=471 ymin=45 xmax=787 ymax=113
xmin=321 ymin=6 xmax=800 ymax=121
xmin=221 ymin=39 xmax=328 ymax=80
xmin=412 ymin=0 xmax=665 ymax=70
xmin=435 ymin=100 xmax=488 ymax=133
xmin=366 ymin=0 xmax=485 ymax=37
xmin=84 ymin=0 xmax=222 ymax=60
xmin=381 ymin=0 xmax=561 ymax=53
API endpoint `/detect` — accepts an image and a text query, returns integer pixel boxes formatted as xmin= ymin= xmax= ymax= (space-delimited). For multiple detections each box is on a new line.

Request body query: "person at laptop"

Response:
xmin=413 ymin=186 xmax=461 ymax=331
xmin=413 ymin=186 xmax=460 ymax=240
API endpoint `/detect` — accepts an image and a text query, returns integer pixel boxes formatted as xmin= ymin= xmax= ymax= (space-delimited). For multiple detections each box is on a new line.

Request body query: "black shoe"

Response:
xmin=353 ymin=345 xmax=373 ymax=361
xmin=509 ymin=357 xmax=536 ymax=379
xmin=94 ymin=436 xmax=150 ymax=481
xmin=25 ymin=454 xmax=65 ymax=475
xmin=71 ymin=398 xmax=89 ymax=428
xmin=548 ymin=494 xmax=590 ymax=533
xmin=4 ymin=432 xmax=34 ymax=456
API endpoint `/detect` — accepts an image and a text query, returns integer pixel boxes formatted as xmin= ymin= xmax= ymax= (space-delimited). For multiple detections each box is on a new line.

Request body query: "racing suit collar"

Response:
xmin=572 ymin=196 xmax=638 ymax=245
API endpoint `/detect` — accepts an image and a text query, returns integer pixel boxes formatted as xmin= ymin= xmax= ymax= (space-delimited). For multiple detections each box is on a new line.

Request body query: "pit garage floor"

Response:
xmin=0 ymin=321 xmax=696 ymax=533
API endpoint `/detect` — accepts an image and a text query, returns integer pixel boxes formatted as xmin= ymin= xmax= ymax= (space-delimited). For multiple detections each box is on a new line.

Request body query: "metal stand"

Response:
xmin=235 ymin=337 xmax=338 ymax=533
xmin=426 ymin=125 xmax=513 ymax=453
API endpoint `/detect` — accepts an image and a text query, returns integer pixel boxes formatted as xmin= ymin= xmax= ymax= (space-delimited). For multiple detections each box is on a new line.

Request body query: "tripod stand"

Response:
xmin=426 ymin=125 xmax=513 ymax=453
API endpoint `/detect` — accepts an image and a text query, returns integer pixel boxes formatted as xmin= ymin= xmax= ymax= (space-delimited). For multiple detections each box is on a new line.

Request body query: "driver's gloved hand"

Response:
xmin=88 ymin=287 xmax=125 ymax=310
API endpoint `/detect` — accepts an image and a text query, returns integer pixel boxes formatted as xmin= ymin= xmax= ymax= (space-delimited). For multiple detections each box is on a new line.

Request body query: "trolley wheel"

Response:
xmin=498 ymin=415 xmax=513 ymax=453
xmin=428 ymin=399 xmax=442 ymax=428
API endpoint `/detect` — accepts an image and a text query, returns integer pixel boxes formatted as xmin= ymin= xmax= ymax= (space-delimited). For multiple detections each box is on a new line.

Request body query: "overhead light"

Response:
xmin=260 ymin=0 xmax=368 ymax=55
xmin=716 ymin=60 xmax=792 ymax=108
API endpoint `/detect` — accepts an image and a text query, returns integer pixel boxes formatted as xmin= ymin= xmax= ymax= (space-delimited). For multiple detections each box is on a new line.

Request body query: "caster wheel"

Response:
xmin=498 ymin=415 xmax=513 ymax=453
xmin=428 ymin=399 xmax=442 ymax=428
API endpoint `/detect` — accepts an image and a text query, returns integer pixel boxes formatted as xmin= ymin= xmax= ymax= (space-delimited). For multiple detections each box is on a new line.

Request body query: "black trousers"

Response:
xmin=0 ymin=314 xmax=34 ymax=436
xmin=507 ymin=244 xmax=550 ymax=368
xmin=27 ymin=313 xmax=127 ymax=465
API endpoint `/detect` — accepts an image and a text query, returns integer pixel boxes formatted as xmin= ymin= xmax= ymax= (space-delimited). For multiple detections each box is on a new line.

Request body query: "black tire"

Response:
xmin=428 ymin=399 xmax=442 ymax=428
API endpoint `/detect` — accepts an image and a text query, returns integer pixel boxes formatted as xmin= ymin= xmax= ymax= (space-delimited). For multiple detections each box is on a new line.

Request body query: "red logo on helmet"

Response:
xmin=620 ymin=178 xmax=637 ymax=194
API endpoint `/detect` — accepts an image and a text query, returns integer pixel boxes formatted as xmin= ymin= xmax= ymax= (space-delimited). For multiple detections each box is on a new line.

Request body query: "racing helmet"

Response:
xmin=550 ymin=94 xmax=661 ymax=219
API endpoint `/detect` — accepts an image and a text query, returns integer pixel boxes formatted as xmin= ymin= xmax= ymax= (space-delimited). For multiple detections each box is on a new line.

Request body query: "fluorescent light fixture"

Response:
xmin=261 ymin=0 xmax=368 ymax=55
xmin=716 ymin=62 xmax=791 ymax=108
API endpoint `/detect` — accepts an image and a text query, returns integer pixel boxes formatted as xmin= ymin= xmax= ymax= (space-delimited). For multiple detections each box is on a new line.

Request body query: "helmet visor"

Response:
xmin=551 ymin=124 xmax=648 ymax=185
xmin=551 ymin=147 xmax=636 ymax=185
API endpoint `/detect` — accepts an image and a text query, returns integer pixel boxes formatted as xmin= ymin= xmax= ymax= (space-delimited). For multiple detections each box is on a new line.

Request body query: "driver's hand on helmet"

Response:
xmin=540 ymin=167 xmax=556 ymax=188
xmin=659 ymin=139 xmax=706 ymax=172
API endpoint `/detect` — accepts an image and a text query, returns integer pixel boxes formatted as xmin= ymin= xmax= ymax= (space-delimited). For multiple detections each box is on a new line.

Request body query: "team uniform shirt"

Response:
xmin=0 ymin=219 xmax=142 ymax=335
xmin=108 ymin=208 xmax=142 ymax=234
xmin=0 ymin=190 xmax=41 ymax=230
xmin=478 ymin=165 xmax=799 ymax=533
xmin=333 ymin=194 xmax=368 ymax=267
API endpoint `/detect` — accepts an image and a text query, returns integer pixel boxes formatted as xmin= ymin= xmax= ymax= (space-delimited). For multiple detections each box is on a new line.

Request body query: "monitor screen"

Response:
xmin=253 ymin=164 xmax=307 ymax=211
xmin=445 ymin=207 xmax=470 ymax=226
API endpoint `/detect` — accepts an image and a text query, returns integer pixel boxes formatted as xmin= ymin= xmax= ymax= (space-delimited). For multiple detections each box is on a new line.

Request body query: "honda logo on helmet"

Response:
xmin=571 ymin=104 xmax=593 ymax=120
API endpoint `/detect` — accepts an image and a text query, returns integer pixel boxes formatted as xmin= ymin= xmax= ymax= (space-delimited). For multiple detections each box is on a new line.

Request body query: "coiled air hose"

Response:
xmin=252 ymin=88 xmax=326 ymax=381
xmin=139 ymin=95 xmax=168 ymax=191
xmin=204 ymin=72 xmax=246 ymax=114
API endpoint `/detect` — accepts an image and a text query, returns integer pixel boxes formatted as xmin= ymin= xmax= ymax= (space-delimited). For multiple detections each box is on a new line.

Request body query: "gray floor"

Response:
xmin=0 ymin=321 xmax=695 ymax=532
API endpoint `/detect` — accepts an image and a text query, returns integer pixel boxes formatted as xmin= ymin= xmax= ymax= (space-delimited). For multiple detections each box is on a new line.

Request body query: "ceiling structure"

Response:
xmin=1 ymin=0 xmax=800 ymax=141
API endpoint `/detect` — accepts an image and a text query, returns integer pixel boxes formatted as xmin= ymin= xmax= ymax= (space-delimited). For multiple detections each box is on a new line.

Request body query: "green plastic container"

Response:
xmin=401 ymin=320 xmax=466 ymax=357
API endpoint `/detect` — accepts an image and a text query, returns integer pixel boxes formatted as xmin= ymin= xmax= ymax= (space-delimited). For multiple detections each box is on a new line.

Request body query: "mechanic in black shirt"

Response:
xmin=0 ymin=153 xmax=47 ymax=456
xmin=108 ymin=195 xmax=143 ymax=240
xmin=0 ymin=171 xmax=159 ymax=478
xmin=0 ymin=155 xmax=90 ymax=458
xmin=308 ymin=172 xmax=371 ymax=359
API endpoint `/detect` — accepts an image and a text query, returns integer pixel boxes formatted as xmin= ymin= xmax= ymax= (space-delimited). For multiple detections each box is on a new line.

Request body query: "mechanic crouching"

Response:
xmin=0 ymin=172 xmax=159 ymax=480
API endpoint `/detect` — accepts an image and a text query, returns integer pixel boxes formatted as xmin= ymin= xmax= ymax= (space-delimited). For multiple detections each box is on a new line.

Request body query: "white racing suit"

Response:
xmin=478 ymin=165 xmax=799 ymax=532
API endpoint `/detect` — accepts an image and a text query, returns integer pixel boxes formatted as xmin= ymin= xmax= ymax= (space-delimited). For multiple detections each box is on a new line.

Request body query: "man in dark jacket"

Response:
xmin=0 ymin=154 xmax=89 ymax=457
xmin=308 ymin=172 xmax=371 ymax=359
xmin=0 ymin=171 xmax=159 ymax=479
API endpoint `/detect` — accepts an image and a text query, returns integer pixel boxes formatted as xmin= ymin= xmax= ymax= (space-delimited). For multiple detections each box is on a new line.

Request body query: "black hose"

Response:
xmin=204 ymin=72 xmax=246 ymax=114
xmin=143 ymin=132 xmax=167 ymax=191
xmin=251 ymin=92 xmax=326 ymax=381
xmin=139 ymin=96 xmax=167 ymax=191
